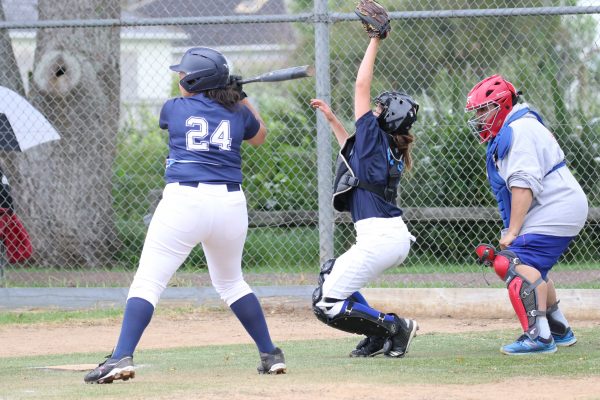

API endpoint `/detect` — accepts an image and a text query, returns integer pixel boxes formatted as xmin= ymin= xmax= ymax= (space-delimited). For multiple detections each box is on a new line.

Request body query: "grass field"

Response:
xmin=1 ymin=328 xmax=599 ymax=400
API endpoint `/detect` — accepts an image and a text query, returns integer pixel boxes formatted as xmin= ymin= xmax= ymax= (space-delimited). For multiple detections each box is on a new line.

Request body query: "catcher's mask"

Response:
xmin=465 ymin=74 xmax=519 ymax=143
xmin=170 ymin=47 xmax=230 ymax=93
xmin=374 ymin=91 xmax=419 ymax=135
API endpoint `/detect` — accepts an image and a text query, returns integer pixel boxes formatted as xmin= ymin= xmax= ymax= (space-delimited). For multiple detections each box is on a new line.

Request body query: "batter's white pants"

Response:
xmin=127 ymin=182 xmax=253 ymax=307
xmin=318 ymin=216 xmax=414 ymax=317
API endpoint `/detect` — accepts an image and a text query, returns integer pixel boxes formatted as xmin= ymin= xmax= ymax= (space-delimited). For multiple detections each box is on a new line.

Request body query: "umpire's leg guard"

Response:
xmin=499 ymin=250 xmax=546 ymax=339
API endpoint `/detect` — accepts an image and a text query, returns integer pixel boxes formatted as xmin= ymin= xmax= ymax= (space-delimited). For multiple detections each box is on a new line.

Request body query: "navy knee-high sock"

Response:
xmin=230 ymin=293 xmax=275 ymax=354
xmin=349 ymin=291 xmax=369 ymax=306
xmin=112 ymin=297 xmax=154 ymax=359
xmin=345 ymin=300 xmax=396 ymax=324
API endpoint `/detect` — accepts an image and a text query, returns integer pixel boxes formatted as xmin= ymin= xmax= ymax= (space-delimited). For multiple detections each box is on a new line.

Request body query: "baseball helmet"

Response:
xmin=465 ymin=74 xmax=518 ymax=143
xmin=170 ymin=47 xmax=230 ymax=93
xmin=374 ymin=91 xmax=419 ymax=134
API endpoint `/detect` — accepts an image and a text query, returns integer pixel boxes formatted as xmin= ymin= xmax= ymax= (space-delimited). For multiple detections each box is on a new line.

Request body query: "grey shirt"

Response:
xmin=496 ymin=104 xmax=588 ymax=237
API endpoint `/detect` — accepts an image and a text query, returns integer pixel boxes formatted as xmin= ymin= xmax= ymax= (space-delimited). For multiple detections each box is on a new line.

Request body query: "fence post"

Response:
xmin=314 ymin=0 xmax=334 ymax=264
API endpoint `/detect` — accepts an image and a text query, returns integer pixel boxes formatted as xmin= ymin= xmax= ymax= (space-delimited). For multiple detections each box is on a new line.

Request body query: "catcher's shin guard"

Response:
xmin=326 ymin=300 xmax=399 ymax=337
xmin=500 ymin=251 xmax=546 ymax=339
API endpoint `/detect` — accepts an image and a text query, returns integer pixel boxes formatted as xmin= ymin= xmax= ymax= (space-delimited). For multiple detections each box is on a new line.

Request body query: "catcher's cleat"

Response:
xmin=552 ymin=328 xmax=577 ymax=347
xmin=383 ymin=317 xmax=418 ymax=358
xmin=349 ymin=336 xmax=386 ymax=357
xmin=500 ymin=334 xmax=557 ymax=355
xmin=84 ymin=355 xmax=135 ymax=384
xmin=257 ymin=347 xmax=287 ymax=375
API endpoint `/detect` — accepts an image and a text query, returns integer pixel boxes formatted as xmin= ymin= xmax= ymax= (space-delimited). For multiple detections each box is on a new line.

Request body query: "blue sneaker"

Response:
xmin=500 ymin=335 xmax=557 ymax=355
xmin=552 ymin=328 xmax=577 ymax=347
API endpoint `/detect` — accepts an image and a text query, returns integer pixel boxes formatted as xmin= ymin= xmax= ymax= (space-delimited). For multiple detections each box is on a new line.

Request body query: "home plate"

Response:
xmin=34 ymin=364 xmax=97 ymax=371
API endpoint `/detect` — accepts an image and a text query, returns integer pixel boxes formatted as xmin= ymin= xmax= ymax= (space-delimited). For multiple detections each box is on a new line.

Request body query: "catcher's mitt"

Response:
xmin=354 ymin=0 xmax=391 ymax=39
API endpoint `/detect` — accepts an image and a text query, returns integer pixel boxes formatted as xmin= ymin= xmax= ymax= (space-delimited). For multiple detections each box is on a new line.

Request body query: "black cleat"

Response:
xmin=383 ymin=317 xmax=418 ymax=358
xmin=84 ymin=355 xmax=135 ymax=384
xmin=349 ymin=336 xmax=386 ymax=357
xmin=257 ymin=347 xmax=287 ymax=375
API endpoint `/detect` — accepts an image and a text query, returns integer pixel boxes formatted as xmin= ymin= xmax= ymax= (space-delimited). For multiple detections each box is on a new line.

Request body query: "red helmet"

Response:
xmin=465 ymin=75 xmax=517 ymax=143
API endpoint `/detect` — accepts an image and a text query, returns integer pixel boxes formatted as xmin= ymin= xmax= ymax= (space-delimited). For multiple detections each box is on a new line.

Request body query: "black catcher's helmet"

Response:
xmin=374 ymin=91 xmax=419 ymax=134
xmin=170 ymin=47 xmax=230 ymax=93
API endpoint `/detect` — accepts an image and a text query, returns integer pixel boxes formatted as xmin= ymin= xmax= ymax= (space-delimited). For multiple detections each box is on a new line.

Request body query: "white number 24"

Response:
xmin=185 ymin=117 xmax=232 ymax=151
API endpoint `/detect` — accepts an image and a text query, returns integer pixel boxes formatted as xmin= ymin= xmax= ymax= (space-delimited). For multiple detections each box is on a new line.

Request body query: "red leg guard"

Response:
xmin=506 ymin=269 xmax=546 ymax=338
xmin=492 ymin=253 xmax=512 ymax=280
xmin=507 ymin=277 xmax=530 ymax=332
xmin=476 ymin=244 xmax=545 ymax=338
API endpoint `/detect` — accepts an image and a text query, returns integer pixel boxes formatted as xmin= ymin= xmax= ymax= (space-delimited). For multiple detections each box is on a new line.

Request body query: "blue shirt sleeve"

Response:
xmin=354 ymin=111 xmax=385 ymax=157
xmin=159 ymin=100 xmax=172 ymax=130
xmin=240 ymin=105 xmax=260 ymax=140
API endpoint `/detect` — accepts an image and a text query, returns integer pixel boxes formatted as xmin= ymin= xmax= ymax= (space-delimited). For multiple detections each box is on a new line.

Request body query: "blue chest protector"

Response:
xmin=486 ymin=107 xmax=565 ymax=228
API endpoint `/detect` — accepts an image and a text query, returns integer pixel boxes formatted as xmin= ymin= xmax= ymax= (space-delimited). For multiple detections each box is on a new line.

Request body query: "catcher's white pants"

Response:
xmin=318 ymin=216 xmax=414 ymax=317
xmin=127 ymin=182 xmax=253 ymax=307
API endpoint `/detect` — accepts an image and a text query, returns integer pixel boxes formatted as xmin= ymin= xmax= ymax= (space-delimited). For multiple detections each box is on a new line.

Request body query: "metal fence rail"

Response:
xmin=0 ymin=0 xmax=598 ymax=288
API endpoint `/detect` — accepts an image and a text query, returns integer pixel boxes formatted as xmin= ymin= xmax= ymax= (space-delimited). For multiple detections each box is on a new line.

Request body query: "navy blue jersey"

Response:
xmin=348 ymin=111 xmax=403 ymax=222
xmin=159 ymin=93 xmax=260 ymax=184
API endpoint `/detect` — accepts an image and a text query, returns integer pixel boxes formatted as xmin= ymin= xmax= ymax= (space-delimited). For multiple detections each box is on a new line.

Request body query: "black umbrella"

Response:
xmin=0 ymin=86 xmax=60 ymax=152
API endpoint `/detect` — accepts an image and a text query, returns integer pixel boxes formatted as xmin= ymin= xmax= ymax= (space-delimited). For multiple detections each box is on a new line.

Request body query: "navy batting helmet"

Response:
xmin=374 ymin=91 xmax=419 ymax=134
xmin=170 ymin=47 xmax=230 ymax=93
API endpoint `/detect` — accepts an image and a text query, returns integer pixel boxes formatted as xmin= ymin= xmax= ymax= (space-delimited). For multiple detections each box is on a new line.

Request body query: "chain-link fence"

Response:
xmin=0 ymin=0 xmax=598 ymax=289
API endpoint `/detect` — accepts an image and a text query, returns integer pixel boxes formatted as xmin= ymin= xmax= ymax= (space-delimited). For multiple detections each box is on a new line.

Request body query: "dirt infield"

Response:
xmin=2 ymin=305 xmax=599 ymax=357
xmin=2 ymin=303 xmax=599 ymax=399
xmin=0 ymin=305 xmax=534 ymax=358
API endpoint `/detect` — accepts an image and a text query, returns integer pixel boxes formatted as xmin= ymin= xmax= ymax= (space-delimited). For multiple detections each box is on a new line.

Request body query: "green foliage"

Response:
xmin=242 ymin=90 xmax=318 ymax=211
xmin=112 ymin=108 xmax=167 ymax=264
xmin=113 ymin=108 xmax=167 ymax=220
xmin=108 ymin=4 xmax=599 ymax=272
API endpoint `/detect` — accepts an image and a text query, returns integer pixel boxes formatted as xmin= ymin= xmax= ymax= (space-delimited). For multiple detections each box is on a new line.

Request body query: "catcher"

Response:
xmin=310 ymin=0 xmax=419 ymax=358
xmin=469 ymin=75 xmax=588 ymax=355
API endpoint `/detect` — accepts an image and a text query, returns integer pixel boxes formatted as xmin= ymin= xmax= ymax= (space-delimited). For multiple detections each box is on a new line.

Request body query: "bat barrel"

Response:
xmin=266 ymin=65 xmax=314 ymax=81
xmin=239 ymin=65 xmax=314 ymax=84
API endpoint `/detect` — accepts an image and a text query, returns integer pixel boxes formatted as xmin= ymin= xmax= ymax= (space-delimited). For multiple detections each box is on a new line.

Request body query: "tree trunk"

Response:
xmin=16 ymin=0 xmax=121 ymax=267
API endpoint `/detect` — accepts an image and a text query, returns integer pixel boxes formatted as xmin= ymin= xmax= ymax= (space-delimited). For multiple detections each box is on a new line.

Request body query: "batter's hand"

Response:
xmin=310 ymin=98 xmax=335 ymax=122
xmin=229 ymin=75 xmax=247 ymax=99
xmin=499 ymin=231 xmax=517 ymax=250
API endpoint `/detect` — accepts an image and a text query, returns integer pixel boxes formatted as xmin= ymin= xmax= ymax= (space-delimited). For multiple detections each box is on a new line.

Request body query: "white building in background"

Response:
xmin=2 ymin=0 xmax=297 ymax=123
xmin=3 ymin=0 xmax=187 ymax=122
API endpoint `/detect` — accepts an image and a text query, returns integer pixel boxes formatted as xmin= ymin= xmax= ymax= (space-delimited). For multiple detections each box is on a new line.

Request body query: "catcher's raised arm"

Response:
xmin=354 ymin=0 xmax=391 ymax=39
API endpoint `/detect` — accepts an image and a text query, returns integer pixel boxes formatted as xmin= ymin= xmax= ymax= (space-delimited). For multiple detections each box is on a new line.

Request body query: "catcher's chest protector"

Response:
xmin=332 ymin=135 xmax=402 ymax=212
